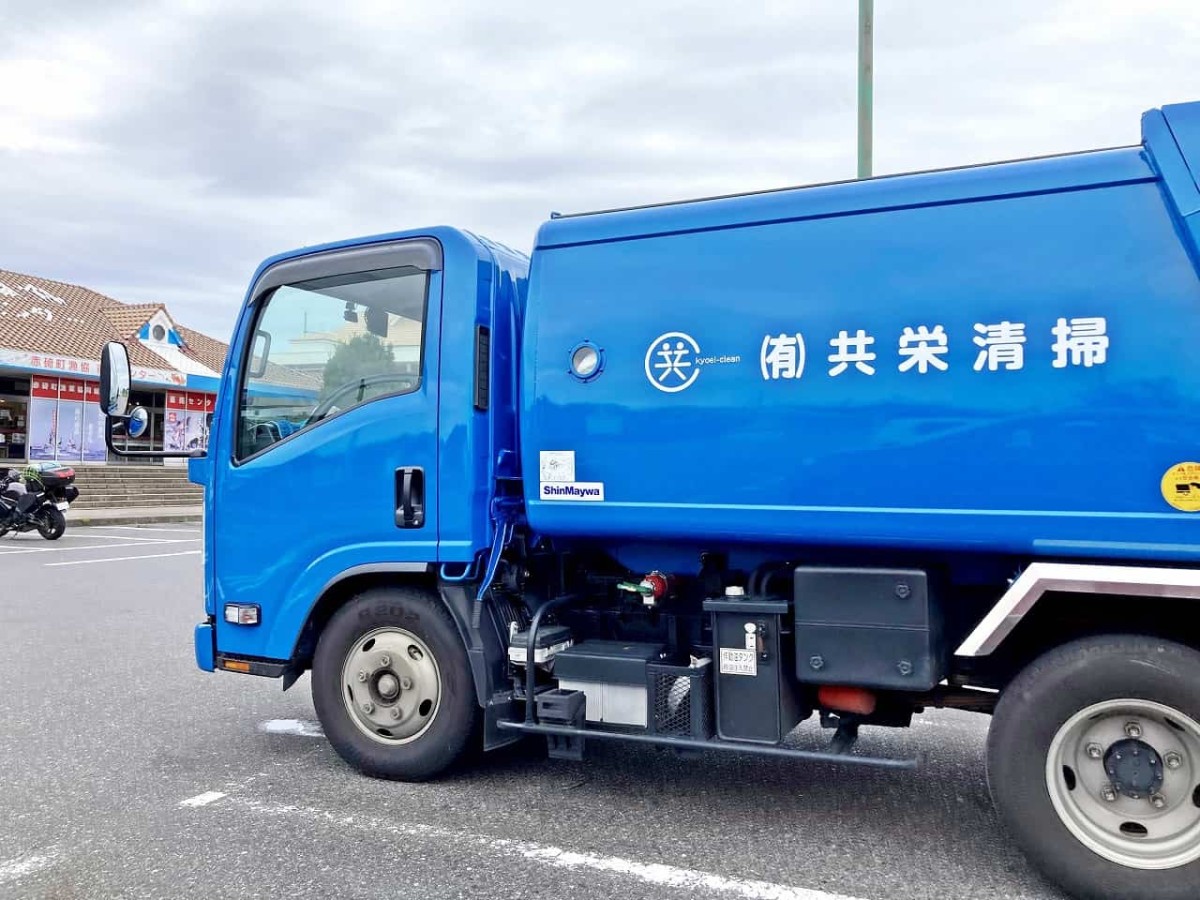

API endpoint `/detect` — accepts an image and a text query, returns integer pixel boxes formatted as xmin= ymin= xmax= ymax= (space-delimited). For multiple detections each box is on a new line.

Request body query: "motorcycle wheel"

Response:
xmin=38 ymin=508 xmax=66 ymax=540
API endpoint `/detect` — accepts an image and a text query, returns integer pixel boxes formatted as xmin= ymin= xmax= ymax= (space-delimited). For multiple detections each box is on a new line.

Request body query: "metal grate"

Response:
xmin=647 ymin=661 xmax=712 ymax=739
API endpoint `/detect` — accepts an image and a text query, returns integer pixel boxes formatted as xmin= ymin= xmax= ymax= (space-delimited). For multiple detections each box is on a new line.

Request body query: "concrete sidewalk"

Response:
xmin=68 ymin=505 xmax=202 ymax=526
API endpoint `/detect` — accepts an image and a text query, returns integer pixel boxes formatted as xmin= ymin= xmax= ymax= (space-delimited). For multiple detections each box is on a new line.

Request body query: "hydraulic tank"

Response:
xmin=520 ymin=102 xmax=1200 ymax=562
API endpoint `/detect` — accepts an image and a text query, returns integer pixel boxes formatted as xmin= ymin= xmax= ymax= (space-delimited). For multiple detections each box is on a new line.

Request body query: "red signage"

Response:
xmin=58 ymin=378 xmax=86 ymax=400
xmin=166 ymin=391 xmax=188 ymax=411
xmin=31 ymin=377 xmax=59 ymax=399
xmin=186 ymin=392 xmax=215 ymax=412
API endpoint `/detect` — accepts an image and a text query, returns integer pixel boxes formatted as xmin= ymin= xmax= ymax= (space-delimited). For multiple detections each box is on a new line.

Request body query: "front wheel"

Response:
xmin=311 ymin=585 xmax=479 ymax=781
xmin=38 ymin=507 xmax=66 ymax=540
xmin=988 ymin=635 xmax=1200 ymax=900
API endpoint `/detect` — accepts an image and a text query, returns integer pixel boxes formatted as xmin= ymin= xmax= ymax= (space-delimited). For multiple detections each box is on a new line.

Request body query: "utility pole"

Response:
xmin=858 ymin=0 xmax=873 ymax=179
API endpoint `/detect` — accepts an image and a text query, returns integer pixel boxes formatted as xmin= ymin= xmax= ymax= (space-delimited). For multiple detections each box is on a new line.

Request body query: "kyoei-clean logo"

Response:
xmin=645 ymin=331 xmax=700 ymax=392
xmin=644 ymin=332 xmax=742 ymax=393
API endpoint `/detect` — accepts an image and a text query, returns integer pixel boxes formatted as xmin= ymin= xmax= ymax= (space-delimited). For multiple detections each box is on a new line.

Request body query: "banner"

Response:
xmin=165 ymin=390 xmax=188 ymax=452
xmin=184 ymin=392 xmax=214 ymax=451
xmin=27 ymin=377 xmax=58 ymax=461
xmin=56 ymin=379 xmax=85 ymax=461
xmin=82 ymin=382 xmax=107 ymax=461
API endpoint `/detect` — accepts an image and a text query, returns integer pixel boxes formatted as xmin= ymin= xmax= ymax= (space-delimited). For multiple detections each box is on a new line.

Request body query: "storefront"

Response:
xmin=0 ymin=268 xmax=228 ymax=465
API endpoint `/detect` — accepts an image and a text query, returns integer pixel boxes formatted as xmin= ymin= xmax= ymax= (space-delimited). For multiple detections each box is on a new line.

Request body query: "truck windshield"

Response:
xmin=235 ymin=266 xmax=428 ymax=460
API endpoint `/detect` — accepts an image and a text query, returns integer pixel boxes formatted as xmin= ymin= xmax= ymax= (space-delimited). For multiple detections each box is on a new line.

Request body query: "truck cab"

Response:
xmin=187 ymin=228 xmax=527 ymax=674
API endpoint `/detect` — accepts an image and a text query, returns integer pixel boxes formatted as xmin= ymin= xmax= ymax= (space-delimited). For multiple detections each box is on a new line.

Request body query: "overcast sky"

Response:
xmin=1 ymin=1 xmax=1198 ymax=341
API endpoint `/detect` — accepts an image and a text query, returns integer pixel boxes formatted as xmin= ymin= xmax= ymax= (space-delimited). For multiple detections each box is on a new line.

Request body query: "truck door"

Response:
xmin=211 ymin=239 xmax=442 ymax=660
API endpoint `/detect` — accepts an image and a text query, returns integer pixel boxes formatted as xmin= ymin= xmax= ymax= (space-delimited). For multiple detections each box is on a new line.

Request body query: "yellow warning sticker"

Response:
xmin=1161 ymin=462 xmax=1200 ymax=512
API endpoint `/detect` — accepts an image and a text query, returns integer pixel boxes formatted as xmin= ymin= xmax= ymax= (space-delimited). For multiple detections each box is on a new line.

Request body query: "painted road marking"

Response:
xmin=197 ymin=797 xmax=870 ymax=900
xmin=259 ymin=719 xmax=324 ymax=737
xmin=96 ymin=525 xmax=200 ymax=534
xmin=46 ymin=549 xmax=201 ymax=567
xmin=0 ymin=848 xmax=60 ymax=886
xmin=179 ymin=791 xmax=227 ymax=808
xmin=46 ymin=532 xmax=178 ymax=542
xmin=0 ymin=539 xmax=197 ymax=556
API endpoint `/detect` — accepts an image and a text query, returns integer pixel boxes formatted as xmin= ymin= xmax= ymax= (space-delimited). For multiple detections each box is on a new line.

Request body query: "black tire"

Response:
xmin=38 ymin=507 xmax=66 ymax=540
xmin=311 ymin=585 xmax=479 ymax=781
xmin=988 ymin=635 xmax=1200 ymax=900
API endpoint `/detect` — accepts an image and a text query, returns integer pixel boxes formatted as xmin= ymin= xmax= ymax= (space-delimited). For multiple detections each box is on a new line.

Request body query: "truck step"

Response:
xmin=497 ymin=720 xmax=920 ymax=770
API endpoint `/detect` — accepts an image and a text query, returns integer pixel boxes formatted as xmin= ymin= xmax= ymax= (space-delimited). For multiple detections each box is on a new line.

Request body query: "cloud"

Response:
xmin=0 ymin=0 xmax=1198 ymax=340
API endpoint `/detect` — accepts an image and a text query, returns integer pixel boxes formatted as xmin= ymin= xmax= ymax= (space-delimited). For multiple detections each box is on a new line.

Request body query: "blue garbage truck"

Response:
xmin=98 ymin=102 xmax=1200 ymax=900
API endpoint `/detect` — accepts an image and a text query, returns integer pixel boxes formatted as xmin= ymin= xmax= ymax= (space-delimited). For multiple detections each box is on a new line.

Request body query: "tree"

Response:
xmin=319 ymin=333 xmax=397 ymax=403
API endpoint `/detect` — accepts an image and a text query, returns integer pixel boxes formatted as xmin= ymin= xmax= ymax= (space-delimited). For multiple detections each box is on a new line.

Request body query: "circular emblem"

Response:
xmin=644 ymin=331 xmax=700 ymax=393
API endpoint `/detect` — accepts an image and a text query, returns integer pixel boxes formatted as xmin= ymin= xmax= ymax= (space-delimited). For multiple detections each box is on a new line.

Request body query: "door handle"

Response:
xmin=395 ymin=467 xmax=425 ymax=529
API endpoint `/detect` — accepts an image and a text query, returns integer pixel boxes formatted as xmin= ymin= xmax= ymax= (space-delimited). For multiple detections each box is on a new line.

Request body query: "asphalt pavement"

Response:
xmin=0 ymin=524 xmax=1070 ymax=900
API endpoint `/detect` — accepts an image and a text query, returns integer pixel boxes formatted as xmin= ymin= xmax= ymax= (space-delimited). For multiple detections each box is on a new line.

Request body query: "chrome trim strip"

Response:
xmin=955 ymin=562 xmax=1200 ymax=656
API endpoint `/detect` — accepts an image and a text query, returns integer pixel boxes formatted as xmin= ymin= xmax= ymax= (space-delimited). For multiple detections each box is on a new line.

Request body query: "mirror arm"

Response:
xmin=103 ymin=416 xmax=205 ymax=459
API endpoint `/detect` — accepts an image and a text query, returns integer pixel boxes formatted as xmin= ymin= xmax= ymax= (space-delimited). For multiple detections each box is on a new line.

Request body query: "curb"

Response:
xmin=69 ymin=512 xmax=202 ymax=527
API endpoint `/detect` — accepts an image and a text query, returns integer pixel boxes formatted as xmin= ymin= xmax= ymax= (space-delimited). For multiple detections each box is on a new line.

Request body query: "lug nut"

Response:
xmin=1165 ymin=752 xmax=1184 ymax=770
xmin=1101 ymin=785 xmax=1118 ymax=803
xmin=360 ymin=701 xmax=374 ymax=714
xmin=1150 ymin=793 xmax=1167 ymax=810
xmin=390 ymin=707 xmax=402 ymax=720
xmin=400 ymin=676 xmax=414 ymax=691
xmin=1086 ymin=743 xmax=1104 ymax=760
xmin=1125 ymin=722 xmax=1143 ymax=739
xmin=356 ymin=671 xmax=368 ymax=683
xmin=379 ymin=654 xmax=391 ymax=667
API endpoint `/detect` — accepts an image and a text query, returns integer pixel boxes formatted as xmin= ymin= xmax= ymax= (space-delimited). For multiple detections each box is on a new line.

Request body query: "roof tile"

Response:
xmin=0 ymin=268 xmax=228 ymax=376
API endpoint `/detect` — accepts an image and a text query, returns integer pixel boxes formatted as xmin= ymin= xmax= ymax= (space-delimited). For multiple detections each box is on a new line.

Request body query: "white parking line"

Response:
xmin=0 ymin=848 xmax=60 ymax=886
xmin=194 ymin=796 xmax=869 ymax=900
xmin=50 ymin=532 xmax=178 ymax=542
xmin=179 ymin=791 xmax=227 ymax=808
xmin=0 ymin=538 xmax=197 ymax=556
xmin=96 ymin=525 xmax=200 ymax=534
xmin=259 ymin=719 xmax=324 ymax=738
xmin=46 ymin=550 xmax=200 ymax=567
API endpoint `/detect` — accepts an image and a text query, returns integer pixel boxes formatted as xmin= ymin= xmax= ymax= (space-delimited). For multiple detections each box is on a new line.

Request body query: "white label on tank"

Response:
xmin=540 ymin=481 xmax=604 ymax=502
xmin=539 ymin=450 xmax=576 ymax=483
xmin=719 ymin=648 xmax=757 ymax=677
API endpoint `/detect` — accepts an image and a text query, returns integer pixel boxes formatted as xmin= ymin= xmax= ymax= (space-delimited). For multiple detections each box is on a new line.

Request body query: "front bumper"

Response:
xmin=194 ymin=620 xmax=215 ymax=671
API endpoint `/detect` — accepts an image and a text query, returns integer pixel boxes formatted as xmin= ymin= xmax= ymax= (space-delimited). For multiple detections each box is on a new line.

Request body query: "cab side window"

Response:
xmin=235 ymin=266 xmax=428 ymax=460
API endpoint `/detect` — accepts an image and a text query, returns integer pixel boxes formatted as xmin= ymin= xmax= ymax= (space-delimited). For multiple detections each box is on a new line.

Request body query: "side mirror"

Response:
xmin=127 ymin=406 xmax=150 ymax=439
xmin=364 ymin=306 xmax=389 ymax=337
xmin=99 ymin=342 xmax=131 ymax=417
xmin=96 ymin=341 xmax=202 ymax=460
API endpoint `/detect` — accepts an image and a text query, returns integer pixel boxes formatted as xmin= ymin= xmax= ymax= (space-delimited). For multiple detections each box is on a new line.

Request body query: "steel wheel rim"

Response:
xmin=340 ymin=627 xmax=441 ymax=745
xmin=1046 ymin=698 xmax=1200 ymax=870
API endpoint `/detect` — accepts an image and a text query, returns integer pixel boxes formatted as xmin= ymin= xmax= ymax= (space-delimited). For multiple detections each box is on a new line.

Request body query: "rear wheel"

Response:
xmin=988 ymin=635 xmax=1200 ymax=900
xmin=311 ymin=585 xmax=479 ymax=781
xmin=38 ymin=507 xmax=66 ymax=540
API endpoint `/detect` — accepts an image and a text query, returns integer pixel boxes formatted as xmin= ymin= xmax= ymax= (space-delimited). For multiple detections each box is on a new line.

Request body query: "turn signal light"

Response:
xmin=220 ymin=659 xmax=251 ymax=673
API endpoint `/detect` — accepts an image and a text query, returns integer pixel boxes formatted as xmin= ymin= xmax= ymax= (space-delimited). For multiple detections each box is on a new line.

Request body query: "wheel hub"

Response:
xmin=376 ymin=672 xmax=401 ymax=701
xmin=1104 ymin=737 xmax=1165 ymax=799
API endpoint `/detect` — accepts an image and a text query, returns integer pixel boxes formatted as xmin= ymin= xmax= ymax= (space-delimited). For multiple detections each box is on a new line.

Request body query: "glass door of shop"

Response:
xmin=0 ymin=390 xmax=29 ymax=460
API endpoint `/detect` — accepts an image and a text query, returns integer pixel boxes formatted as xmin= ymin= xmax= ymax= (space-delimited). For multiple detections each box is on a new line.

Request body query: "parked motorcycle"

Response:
xmin=0 ymin=464 xmax=79 ymax=540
